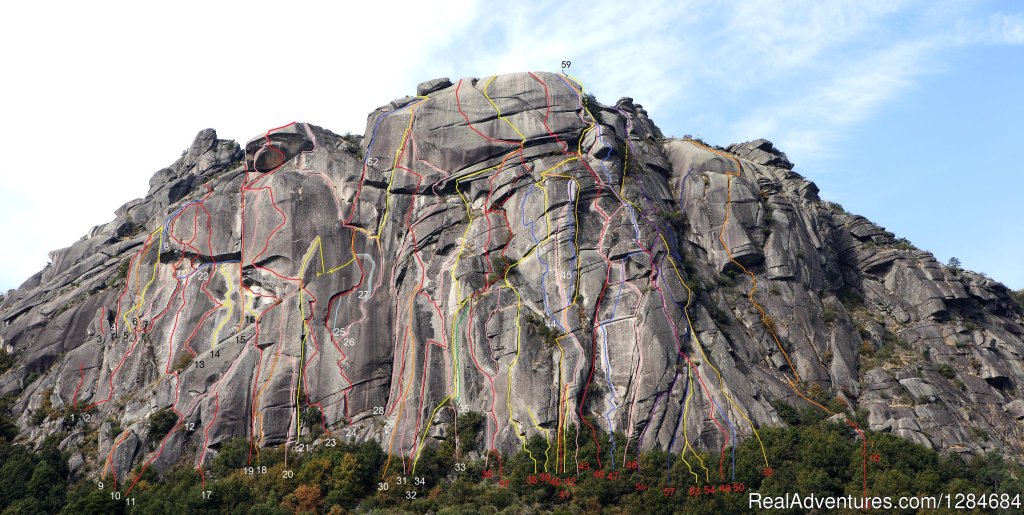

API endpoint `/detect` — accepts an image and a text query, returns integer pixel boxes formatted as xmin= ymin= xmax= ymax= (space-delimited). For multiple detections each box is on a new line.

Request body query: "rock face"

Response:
xmin=1 ymin=72 xmax=1022 ymax=483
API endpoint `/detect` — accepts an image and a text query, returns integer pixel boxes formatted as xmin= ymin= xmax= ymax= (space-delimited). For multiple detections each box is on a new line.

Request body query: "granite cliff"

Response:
xmin=1 ymin=72 xmax=1022 ymax=482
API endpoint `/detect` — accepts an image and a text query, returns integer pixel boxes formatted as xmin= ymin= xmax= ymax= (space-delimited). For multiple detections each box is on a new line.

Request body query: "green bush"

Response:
xmin=716 ymin=269 xmax=741 ymax=289
xmin=662 ymin=209 xmax=688 ymax=231
xmin=0 ymin=349 xmax=14 ymax=374
xmin=891 ymin=237 xmax=915 ymax=251
xmin=210 ymin=436 xmax=250 ymax=478
xmin=523 ymin=311 xmax=561 ymax=347
xmin=487 ymin=255 xmax=517 ymax=283
xmin=827 ymin=202 xmax=848 ymax=215
xmin=172 ymin=353 xmax=193 ymax=372
xmin=1011 ymin=289 xmax=1024 ymax=309
xmin=708 ymin=305 xmax=731 ymax=326
xmin=341 ymin=132 xmax=364 ymax=159
xmin=936 ymin=363 xmax=957 ymax=380
xmin=885 ymin=332 xmax=910 ymax=348
xmin=107 ymin=258 xmax=132 ymax=289
xmin=822 ymin=306 xmax=838 ymax=325
xmin=2 ymin=382 xmax=1022 ymax=513
xmin=148 ymin=407 xmax=179 ymax=439
xmin=837 ymin=285 xmax=863 ymax=309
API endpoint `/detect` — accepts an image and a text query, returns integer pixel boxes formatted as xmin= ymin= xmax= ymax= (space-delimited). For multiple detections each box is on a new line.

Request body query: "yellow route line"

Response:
xmin=372 ymin=96 xmax=430 ymax=239
xmin=687 ymin=140 xmax=801 ymax=378
xmin=626 ymin=129 xmax=771 ymax=471
xmin=483 ymin=75 xmax=528 ymax=141
xmin=539 ymin=171 xmax=582 ymax=472
xmin=555 ymin=79 xmax=602 ymax=468
xmin=432 ymin=78 xmax=573 ymax=474
xmin=122 ymin=228 xmax=164 ymax=328
xmin=448 ymin=155 xmax=522 ymax=399
xmin=288 ymin=232 xmax=366 ymax=440
xmin=381 ymin=97 xmax=436 ymax=478
xmin=436 ymin=77 xmax=580 ymax=473
xmin=686 ymin=138 xmax=853 ymax=468
xmin=411 ymin=396 xmax=451 ymax=474
xmin=306 ymin=235 xmax=358 ymax=277
xmin=568 ymin=75 xmax=703 ymax=475
xmin=566 ymin=74 xmax=765 ymax=477
xmin=657 ymin=233 xmax=771 ymax=470
xmin=209 ymin=265 xmax=235 ymax=349
xmin=383 ymin=228 xmax=433 ymax=476
xmin=293 ymin=238 xmax=327 ymax=439
xmin=501 ymin=164 xmax=573 ymax=473
xmin=382 ymin=331 xmax=416 ymax=477
xmin=680 ymin=361 xmax=706 ymax=482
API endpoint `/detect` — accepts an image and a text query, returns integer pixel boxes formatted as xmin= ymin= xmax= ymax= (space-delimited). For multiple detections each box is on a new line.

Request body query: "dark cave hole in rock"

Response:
xmin=245 ymin=132 xmax=315 ymax=173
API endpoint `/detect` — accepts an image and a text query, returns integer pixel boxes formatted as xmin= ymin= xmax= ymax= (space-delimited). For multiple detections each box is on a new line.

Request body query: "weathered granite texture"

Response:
xmin=1 ymin=72 xmax=1021 ymax=482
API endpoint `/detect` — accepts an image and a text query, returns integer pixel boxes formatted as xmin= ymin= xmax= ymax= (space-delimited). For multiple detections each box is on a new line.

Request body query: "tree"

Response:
xmin=147 ymin=408 xmax=178 ymax=439
xmin=325 ymin=453 xmax=362 ymax=508
xmin=947 ymin=256 xmax=962 ymax=270
xmin=282 ymin=484 xmax=322 ymax=514
xmin=1010 ymin=289 xmax=1024 ymax=309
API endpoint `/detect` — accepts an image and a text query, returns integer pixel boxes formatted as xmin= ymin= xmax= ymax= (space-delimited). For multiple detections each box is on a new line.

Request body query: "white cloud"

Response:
xmin=416 ymin=0 xmax=701 ymax=114
xmin=731 ymin=39 xmax=939 ymax=159
xmin=720 ymin=7 xmax=1024 ymax=163
xmin=955 ymin=12 xmax=1024 ymax=44
xmin=713 ymin=0 xmax=914 ymax=74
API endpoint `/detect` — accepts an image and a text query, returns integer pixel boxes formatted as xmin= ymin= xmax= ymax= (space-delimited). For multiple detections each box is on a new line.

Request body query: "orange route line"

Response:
xmin=687 ymin=139 xmax=869 ymax=497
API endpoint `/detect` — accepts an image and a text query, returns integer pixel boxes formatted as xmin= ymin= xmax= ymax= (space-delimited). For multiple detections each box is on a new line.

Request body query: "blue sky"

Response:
xmin=0 ymin=0 xmax=1021 ymax=291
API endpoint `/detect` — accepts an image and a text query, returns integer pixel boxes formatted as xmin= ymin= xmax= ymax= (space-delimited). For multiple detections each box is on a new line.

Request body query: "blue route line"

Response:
xmin=363 ymin=99 xmax=424 ymax=168
xmin=598 ymin=261 xmax=628 ymax=468
xmin=556 ymin=77 xmax=739 ymax=479
xmin=556 ymin=74 xmax=648 ymax=469
xmin=521 ymin=183 xmax=558 ymax=331
xmin=175 ymin=260 xmax=240 ymax=280
xmin=564 ymin=181 xmax=579 ymax=326
xmin=610 ymin=101 xmax=738 ymax=481
xmin=163 ymin=200 xmax=202 ymax=237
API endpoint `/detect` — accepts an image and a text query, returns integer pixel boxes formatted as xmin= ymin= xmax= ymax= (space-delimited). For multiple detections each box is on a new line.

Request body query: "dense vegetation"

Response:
xmin=1 ymin=395 xmax=1021 ymax=514
xmin=1011 ymin=288 xmax=1024 ymax=310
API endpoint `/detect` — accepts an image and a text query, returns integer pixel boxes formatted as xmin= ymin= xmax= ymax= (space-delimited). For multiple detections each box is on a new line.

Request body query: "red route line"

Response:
xmin=691 ymin=139 xmax=869 ymax=495
xmin=556 ymin=75 xmax=733 ymax=478
xmin=448 ymin=76 xmax=537 ymax=477
xmin=71 ymin=362 xmax=85 ymax=410
xmin=372 ymin=77 xmax=531 ymax=477
xmin=380 ymin=101 xmax=458 ymax=473
xmin=239 ymin=125 xmax=306 ymax=458
xmin=528 ymin=72 xmax=585 ymax=473
xmin=98 ymin=149 xmax=235 ymax=487
xmin=399 ymin=136 xmax=473 ymax=465
xmin=607 ymin=123 xmax=733 ymax=478
xmin=120 ymin=179 xmax=232 ymax=491
xmin=89 ymin=231 xmax=161 ymax=412
xmin=103 ymin=75 xmax=735 ymax=492
xmin=247 ymin=294 xmax=286 ymax=461
xmin=240 ymin=122 xmax=378 ymax=460
xmin=449 ymin=72 xmax=644 ymax=475
xmin=197 ymin=392 xmax=220 ymax=488
xmin=556 ymin=79 xmax=616 ymax=471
